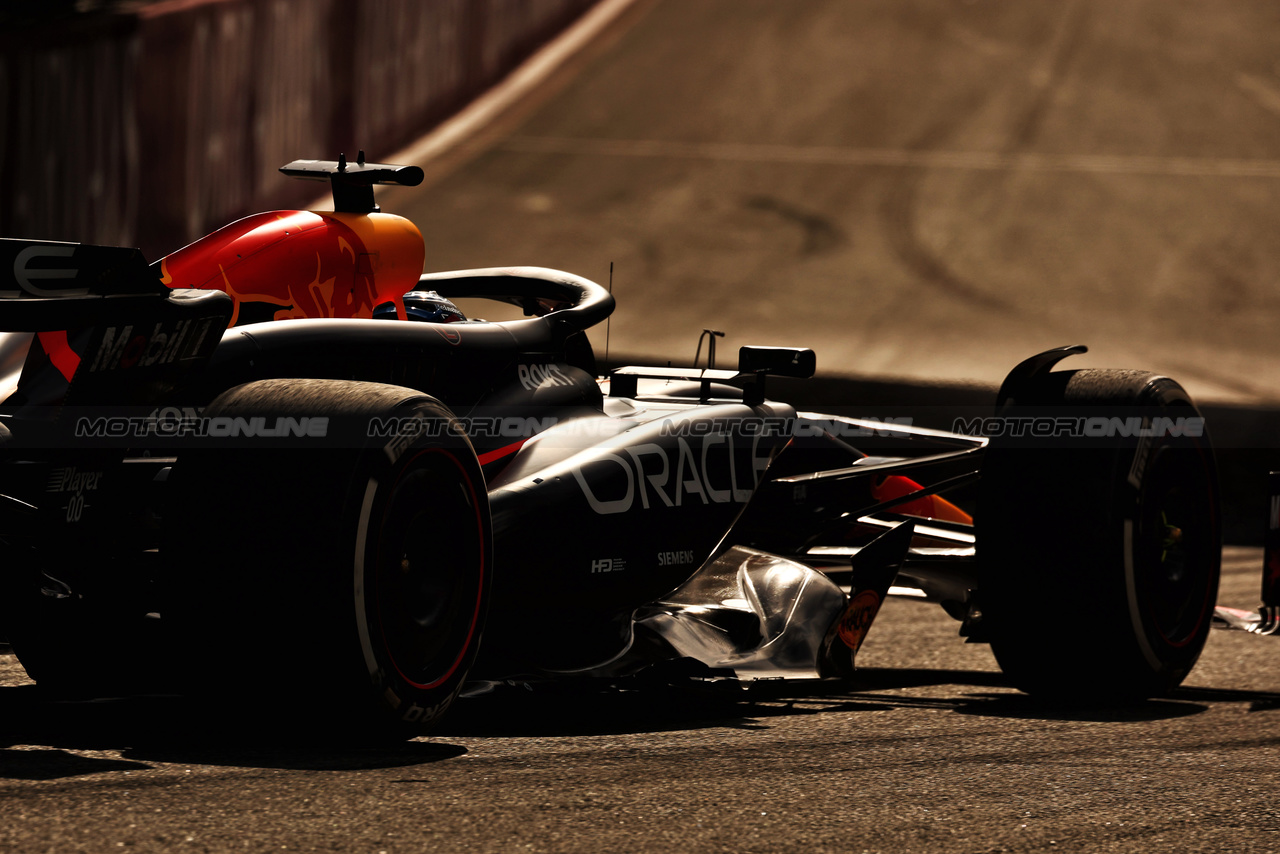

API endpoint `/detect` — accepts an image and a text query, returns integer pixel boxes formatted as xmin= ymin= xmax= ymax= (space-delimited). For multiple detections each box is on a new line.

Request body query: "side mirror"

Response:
xmin=737 ymin=346 xmax=816 ymax=405
xmin=737 ymin=346 xmax=816 ymax=379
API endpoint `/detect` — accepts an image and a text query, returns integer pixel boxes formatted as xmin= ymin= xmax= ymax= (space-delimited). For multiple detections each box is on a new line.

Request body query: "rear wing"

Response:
xmin=0 ymin=238 xmax=232 ymax=413
xmin=0 ymin=239 xmax=170 ymax=330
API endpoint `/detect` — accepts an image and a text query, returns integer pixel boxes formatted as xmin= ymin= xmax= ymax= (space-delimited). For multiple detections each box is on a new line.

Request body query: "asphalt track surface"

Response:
xmin=382 ymin=0 xmax=1280 ymax=407
xmin=7 ymin=1 xmax=1280 ymax=851
xmin=2 ymin=549 xmax=1279 ymax=853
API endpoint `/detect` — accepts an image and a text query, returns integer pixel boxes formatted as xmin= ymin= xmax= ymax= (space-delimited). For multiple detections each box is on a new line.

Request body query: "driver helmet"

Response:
xmin=375 ymin=290 xmax=466 ymax=323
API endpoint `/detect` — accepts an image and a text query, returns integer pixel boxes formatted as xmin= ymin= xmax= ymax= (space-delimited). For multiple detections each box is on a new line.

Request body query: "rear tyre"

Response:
xmin=167 ymin=379 xmax=491 ymax=739
xmin=978 ymin=369 xmax=1220 ymax=701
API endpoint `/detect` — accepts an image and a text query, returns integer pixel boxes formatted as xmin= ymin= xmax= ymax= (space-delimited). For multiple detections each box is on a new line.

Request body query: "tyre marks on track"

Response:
xmin=496 ymin=136 xmax=1280 ymax=181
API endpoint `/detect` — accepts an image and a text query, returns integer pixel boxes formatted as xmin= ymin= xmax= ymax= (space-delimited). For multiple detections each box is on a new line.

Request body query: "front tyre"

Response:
xmin=978 ymin=369 xmax=1221 ymax=701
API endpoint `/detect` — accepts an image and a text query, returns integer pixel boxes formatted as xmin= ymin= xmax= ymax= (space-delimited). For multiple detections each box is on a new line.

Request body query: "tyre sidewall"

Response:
xmin=349 ymin=417 xmax=491 ymax=728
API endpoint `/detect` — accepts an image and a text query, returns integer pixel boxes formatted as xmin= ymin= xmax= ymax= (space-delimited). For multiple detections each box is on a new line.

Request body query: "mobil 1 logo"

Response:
xmin=88 ymin=316 xmax=222 ymax=372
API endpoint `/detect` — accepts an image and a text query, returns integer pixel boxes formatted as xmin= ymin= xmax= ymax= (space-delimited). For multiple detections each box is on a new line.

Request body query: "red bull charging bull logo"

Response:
xmin=158 ymin=210 xmax=425 ymax=326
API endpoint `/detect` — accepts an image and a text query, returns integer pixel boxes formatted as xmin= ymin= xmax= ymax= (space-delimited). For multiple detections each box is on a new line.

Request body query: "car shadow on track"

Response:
xmin=0 ymin=684 xmax=466 ymax=778
xmin=433 ymin=680 xmax=862 ymax=738
xmin=435 ymin=666 xmax=1238 ymax=736
xmin=5 ymin=668 xmax=1279 ymax=775
xmin=1170 ymin=684 xmax=1280 ymax=713
xmin=852 ymin=668 xmax=1215 ymax=723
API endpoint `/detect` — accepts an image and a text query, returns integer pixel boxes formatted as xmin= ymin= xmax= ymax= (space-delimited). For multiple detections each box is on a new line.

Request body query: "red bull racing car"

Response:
xmin=0 ymin=156 xmax=1224 ymax=737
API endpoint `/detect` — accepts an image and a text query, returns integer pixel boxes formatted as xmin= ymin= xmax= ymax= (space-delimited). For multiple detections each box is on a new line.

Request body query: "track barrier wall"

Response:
xmin=0 ymin=0 xmax=598 ymax=260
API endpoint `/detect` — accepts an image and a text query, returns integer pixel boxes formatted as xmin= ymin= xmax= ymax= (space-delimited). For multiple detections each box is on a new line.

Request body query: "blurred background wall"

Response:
xmin=0 ymin=0 xmax=599 ymax=260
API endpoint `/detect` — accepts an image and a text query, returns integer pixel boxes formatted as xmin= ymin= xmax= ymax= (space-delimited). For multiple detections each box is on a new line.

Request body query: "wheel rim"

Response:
xmin=373 ymin=449 xmax=485 ymax=689
xmin=1133 ymin=445 xmax=1217 ymax=649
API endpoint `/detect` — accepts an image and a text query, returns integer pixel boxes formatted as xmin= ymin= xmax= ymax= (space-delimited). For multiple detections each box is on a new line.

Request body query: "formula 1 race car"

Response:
xmin=0 ymin=155 xmax=1223 ymax=737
